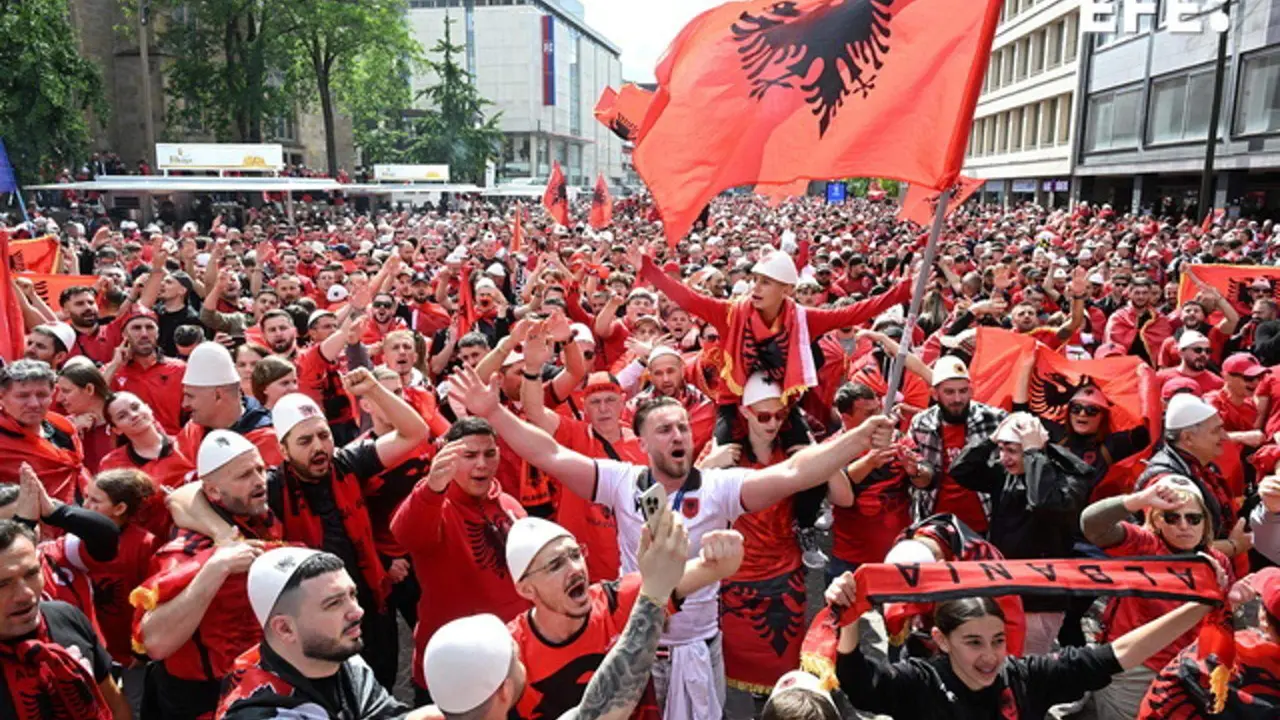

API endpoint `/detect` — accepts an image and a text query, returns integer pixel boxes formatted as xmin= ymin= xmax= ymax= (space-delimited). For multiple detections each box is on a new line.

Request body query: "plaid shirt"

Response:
xmin=908 ymin=400 xmax=1007 ymax=521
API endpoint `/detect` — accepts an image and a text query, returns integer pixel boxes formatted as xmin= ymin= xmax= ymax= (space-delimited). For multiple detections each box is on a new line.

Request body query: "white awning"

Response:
xmin=24 ymin=175 xmax=343 ymax=193
xmin=342 ymin=183 xmax=485 ymax=195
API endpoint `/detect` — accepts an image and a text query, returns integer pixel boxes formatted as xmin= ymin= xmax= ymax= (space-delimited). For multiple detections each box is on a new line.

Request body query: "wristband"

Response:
xmin=522 ymin=371 xmax=541 ymax=381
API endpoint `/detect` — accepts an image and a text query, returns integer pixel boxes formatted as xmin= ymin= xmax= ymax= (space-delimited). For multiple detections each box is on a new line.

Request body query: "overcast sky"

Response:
xmin=580 ymin=1 xmax=721 ymax=82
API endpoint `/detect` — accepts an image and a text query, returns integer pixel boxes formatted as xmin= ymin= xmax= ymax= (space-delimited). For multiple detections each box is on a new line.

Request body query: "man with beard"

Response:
xmin=447 ymin=366 xmax=893 ymax=720
xmin=1231 ymin=297 xmax=1279 ymax=358
xmin=361 ymin=292 xmax=408 ymax=351
xmin=406 ymin=273 xmax=452 ymax=338
xmin=0 ymin=360 xmax=88 ymax=504
xmin=134 ymin=240 xmax=202 ymax=356
xmin=202 ymin=269 xmax=252 ymax=339
xmin=58 ymin=285 xmax=132 ymax=364
xmin=107 ymin=309 xmax=187 ymax=434
xmin=1157 ymin=289 xmax=1239 ymax=369
xmin=23 ymin=323 xmax=74 ymax=369
xmin=1104 ymin=277 xmax=1173 ymax=365
xmin=216 ymin=548 xmax=422 ymax=720
xmin=906 ymin=357 xmax=1007 ymax=534
xmin=504 ymin=516 xmax=745 ymax=720
xmin=622 ymin=347 xmax=716 ymax=455
xmin=179 ymin=342 xmax=283 ymax=466
xmin=275 ymin=275 xmax=306 ymax=306
xmin=133 ymin=430 xmax=280 ymax=720
xmin=1157 ymin=331 xmax=1225 ymax=396
xmin=261 ymin=309 xmax=300 ymax=361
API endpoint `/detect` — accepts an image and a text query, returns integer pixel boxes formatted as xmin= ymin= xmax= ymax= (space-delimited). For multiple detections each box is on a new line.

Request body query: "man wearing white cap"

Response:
xmin=178 ymin=341 xmax=283 ymax=467
xmin=621 ymin=345 xmax=716 ymax=454
xmin=216 ymin=548 xmax=419 ymax=719
xmin=107 ymin=306 xmax=187 ymax=435
xmin=907 ymin=356 xmax=1007 ymax=533
xmin=23 ymin=323 xmax=76 ymax=368
xmin=1156 ymin=330 xmax=1225 ymax=396
xmin=1156 ymin=288 xmax=1239 ymax=369
xmin=426 ymin=500 xmax=694 ymax=720
xmin=448 ymin=366 xmax=893 ymax=720
xmin=1134 ymin=393 xmax=1249 ymax=562
xmin=134 ymin=430 xmax=280 ymax=720
xmin=506 ymin=515 xmax=744 ymax=720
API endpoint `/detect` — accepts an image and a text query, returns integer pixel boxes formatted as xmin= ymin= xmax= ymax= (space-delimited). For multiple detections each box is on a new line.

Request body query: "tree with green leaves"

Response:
xmin=848 ymin=177 xmax=902 ymax=199
xmin=0 ymin=0 xmax=107 ymax=182
xmin=406 ymin=17 xmax=503 ymax=184
xmin=333 ymin=46 xmax=416 ymax=166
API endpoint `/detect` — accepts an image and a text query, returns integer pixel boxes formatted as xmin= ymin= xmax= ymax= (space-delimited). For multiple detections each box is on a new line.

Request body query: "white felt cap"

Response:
xmin=486 ymin=263 xmax=506 ymax=278
xmin=752 ymin=250 xmax=799 ymax=286
xmin=40 ymin=323 xmax=76 ymax=353
xmin=570 ymin=323 xmax=593 ymax=344
xmin=502 ymin=350 xmax=524 ymax=368
xmin=647 ymin=346 xmax=682 ymax=367
xmin=327 ymin=285 xmax=350 ymax=303
xmin=741 ymin=372 xmax=782 ymax=407
xmin=505 ymin=517 xmax=572 ymax=583
xmin=1165 ymin=393 xmax=1218 ymax=430
xmin=424 ymin=614 xmax=514 ymax=713
xmin=184 ymin=342 xmax=240 ymax=387
xmin=932 ymin=356 xmax=970 ymax=387
xmin=308 ymin=309 xmax=336 ymax=328
xmin=1177 ymin=330 xmax=1210 ymax=350
xmin=272 ymin=393 xmax=325 ymax=441
xmin=884 ymin=538 xmax=938 ymax=564
xmin=197 ymin=429 xmax=256 ymax=478
xmin=248 ymin=547 xmax=321 ymax=626
xmin=769 ymin=671 xmax=837 ymax=713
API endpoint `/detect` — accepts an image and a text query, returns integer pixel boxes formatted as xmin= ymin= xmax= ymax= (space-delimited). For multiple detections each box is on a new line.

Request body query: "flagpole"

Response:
xmin=12 ymin=192 xmax=30 ymax=226
xmin=883 ymin=186 xmax=953 ymax=414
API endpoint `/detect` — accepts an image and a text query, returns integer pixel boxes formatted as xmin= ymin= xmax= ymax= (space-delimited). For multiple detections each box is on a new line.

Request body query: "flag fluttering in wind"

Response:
xmin=542 ymin=161 xmax=570 ymax=227
xmin=8 ymin=235 xmax=62 ymax=274
xmin=589 ymin=173 xmax=613 ymax=229
xmin=1177 ymin=263 xmax=1280 ymax=317
xmin=635 ymin=0 xmax=1002 ymax=244
xmin=510 ymin=204 xmax=526 ymax=253
xmin=0 ymin=231 xmax=28 ymax=362
xmin=594 ymin=84 xmax=655 ymax=142
xmin=898 ymin=176 xmax=986 ymax=225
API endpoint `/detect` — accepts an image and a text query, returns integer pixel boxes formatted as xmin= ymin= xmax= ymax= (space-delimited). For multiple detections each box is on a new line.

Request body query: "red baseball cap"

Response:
xmin=1222 ymin=353 xmax=1268 ymax=378
xmin=1161 ymin=376 xmax=1202 ymax=402
xmin=1253 ymin=567 xmax=1280 ymax=619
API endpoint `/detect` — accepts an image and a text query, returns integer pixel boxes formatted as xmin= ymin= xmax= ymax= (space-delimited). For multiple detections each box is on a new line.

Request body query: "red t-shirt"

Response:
xmin=99 ymin=437 xmax=195 ymax=538
xmin=296 ymin=344 xmax=356 ymax=429
xmin=934 ymin=423 xmax=987 ymax=533
xmin=1257 ymin=369 xmax=1280 ymax=436
xmin=508 ymin=573 xmax=661 ymax=720
xmin=67 ymin=524 xmax=157 ymax=663
xmin=600 ymin=320 xmax=632 ymax=369
xmin=67 ymin=314 xmax=128 ymax=365
xmin=1157 ymin=367 xmax=1225 ymax=396
xmin=1205 ymin=390 xmax=1258 ymax=432
xmin=832 ymin=460 xmax=912 ymax=565
xmin=1099 ymin=523 xmax=1231 ymax=672
xmin=112 ymin=356 xmax=188 ymax=435
xmin=731 ymin=451 xmax=801 ymax=581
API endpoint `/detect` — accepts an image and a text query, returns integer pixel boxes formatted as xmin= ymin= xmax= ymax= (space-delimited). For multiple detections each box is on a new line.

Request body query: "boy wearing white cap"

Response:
xmin=133 ymin=430 xmax=280 ymax=720
xmin=216 ymin=548 xmax=417 ymax=719
xmin=178 ymin=341 xmax=284 ymax=466
xmin=1156 ymin=330 xmax=1225 ymax=396
xmin=448 ymin=366 xmax=894 ymax=720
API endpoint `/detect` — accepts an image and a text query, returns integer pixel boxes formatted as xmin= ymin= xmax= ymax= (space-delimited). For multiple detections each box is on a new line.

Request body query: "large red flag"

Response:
xmin=0 ymin=232 xmax=28 ymax=362
xmin=636 ymin=0 xmax=1002 ymax=244
xmin=589 ymin=173 xmax=613 ymax=230
xmin=542 ymin=161 xmax=570 ymax=227
xmin=1177 ymin=263 xmax=1280 ymax=316
xmin=510 ymin=203 xmax=525 ymax=253
xmin=8 ymin=235 xmax=62 ymax=274
xmin=970 ymin=327 xmax=1161 ymax=501
xmin=898 ymin=176 xmax=986 ymax=225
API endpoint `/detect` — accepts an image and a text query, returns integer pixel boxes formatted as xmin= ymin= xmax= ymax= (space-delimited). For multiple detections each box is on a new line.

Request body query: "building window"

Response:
xmin=268 ymin=112 xmax=296 ymax=143
xmin=1030 ymin=31 xmax=1045 ymax=76
xmin=502 ymin=134 xmax=530 ymax=176
xmin=1235 ymin=48 xmax=1280 ymax=136
xmin=1026 ymin=102 xmax=1040 ymax=148
xmin=1002 ymin=46 xmax=1015 ymax=87
xmin=1085 ymin=86 xmax=1142 ymax=151
xmin=1064 ymin=12 xmax=1079 ymax=61
xmin=1147 ymin=68 xmax=1217 ymax=144
xmin=1010 ymin=108 xmax=1024 ymax=151
xmin=1057 ymin=94 xmax=1072 ymax=144
xmin=1015 ymin=38 xmax=1029 ymax=81
xmin=1047 ymin=20 xmax=1063 ymax=68
xmin=568 ymin=29 xmax=581 ymax=137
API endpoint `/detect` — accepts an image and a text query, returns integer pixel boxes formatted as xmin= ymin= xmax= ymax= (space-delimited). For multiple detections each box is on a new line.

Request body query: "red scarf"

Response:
xmin=722 ymin=298 xmax=813 ymax=404
xmin=275 ymin=466 xmax=388 ymax=610
xmin=215 ymin=645 xmax=296 ymax=718
xmin=0 ymin=612 xmax=112 ymax=720
xmin=0 ymin=412 xmax=86 ymax=504
xmin=1139 ymin=631 xmax=1280 ymax=719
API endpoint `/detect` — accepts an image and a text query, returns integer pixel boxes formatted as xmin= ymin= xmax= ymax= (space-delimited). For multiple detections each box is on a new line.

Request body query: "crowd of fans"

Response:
xmin=0 ymin=190 xmax=1276 ymax=720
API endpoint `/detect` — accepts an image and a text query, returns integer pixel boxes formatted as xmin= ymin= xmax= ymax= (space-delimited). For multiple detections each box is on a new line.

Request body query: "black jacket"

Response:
xmin=219 ymin=642 xmax=409 ymax=720
xmin=1135 ymin=443 xmax=1227 ymax=536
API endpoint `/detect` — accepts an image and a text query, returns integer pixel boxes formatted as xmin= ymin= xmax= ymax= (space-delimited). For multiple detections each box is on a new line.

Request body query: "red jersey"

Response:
xmin=67 ymin=315 xmax=128 ymax=365
xmin=295 ymin=344 xmax=356 ymax=429
xmin=1205 ymin=390 xmax=1258 ymax=432
xmin=391 ymin=480 xmax=529 ymax=689
xmin=112 ymin=356 xmax=188 ymax=434
xmin=99 ymin=437 xmax=195 ymax=538
xmin=831 ymin=460 xmax=912 ymax=565
xmin=508 ymin=573 xmax=660 ymax=720
xmin=66 ymin=524 xmax=157 ymax=663
xmin=934 ymin=423 xmax=988 ymax=533
xmin=176 ymin=402 xmax=282 ymax=469
xmin=1257 ymin=369 xmax=1280 ymax=436
xmin=1157 ymin=367 xmax=1225 ymax=396
xmin=731 ymin=449 xmax=800 ymax=581
xmin=599 ymin=320 xmax=631 ymax=369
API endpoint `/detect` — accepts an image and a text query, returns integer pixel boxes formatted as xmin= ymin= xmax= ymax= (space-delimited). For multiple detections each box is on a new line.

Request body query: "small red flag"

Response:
xmin=1177 ymin=263 xmax=1280 ymax=317
xmin=589 ymin=173 xmax=613 ymax=230
xmin=542 ymin=161 xmax=570 ymax=227
xmin=511 ymin=203 xmax=525 ymax=253
xmin=898 ymin=176 xmax=986 ymax=225
xmin=17 ymin=273 xmax=97 ymax=312
xmin=0 ymin=231 xmax=28 ymax=362
xmin=635 ymin=0 xmax=1002 ymax=244
xmin=8 ymin=235 xmax=62 ymax=274
xmin=594 ymin=84 xmax=654 ymax=142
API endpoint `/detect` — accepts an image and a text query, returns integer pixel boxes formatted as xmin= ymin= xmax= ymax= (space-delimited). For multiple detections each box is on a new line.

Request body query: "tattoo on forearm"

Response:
xmin=1081 ymin=495 xmax=1130 ymax=547
xmin=573 ymin=596 xmax=666 ymax=720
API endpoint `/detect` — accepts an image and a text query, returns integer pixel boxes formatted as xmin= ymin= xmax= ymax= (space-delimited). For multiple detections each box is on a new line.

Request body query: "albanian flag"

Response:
xmin=8 ymin=235 xmax=62 ymax=274
xmin=970 ymin=327 xmax=1161 ymax=500
xmin=756 ymin=179 xmax=810 ymax=207
xmin=18 ymin=273 xmax=96 ymax=312
xmin=594 ymin=84 xmax=655 ymax=143
xmin=543 ymin=161 xmax=570 ymax=227
xmin=1178 ymin=264 xmax=1280 ymax=317
xmin=510 ymin=203 xmax=526 ymax=253
xmin=0 ymin=232 xmax=25 ymax=362
xmin=589 ymin=173 xmax=613 ymax=229
xmin=898 ymin=175 xmax=986 ymax=226
xmin=635 ymin=0 xmax=1002 ymax=244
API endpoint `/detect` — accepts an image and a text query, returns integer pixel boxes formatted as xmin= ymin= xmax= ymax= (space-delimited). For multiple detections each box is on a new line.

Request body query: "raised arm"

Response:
xmin=806 ymin=282 xmax=912 ymax=337
xmin=635 ymin=253 xmax=732 ymax=331
xmin=345 ymin=368 xmax=429 ymax=468
xmin=1081 ymin=482 xmax=1182 ymax=549
xmin=1054 ymin=271 xmax=1088 ymax=341
xmin=1111 ymin=601 xmax=1212 ymax=671
xmin=739 ymin=416 xmax=893 ymax=512
xmin=474 ymin=319 xmax=529 ymax=383
xmin=450 ymin=366 xmax=598 ymax=501
xmin=519 ymin=326 xmax=564 ymax=436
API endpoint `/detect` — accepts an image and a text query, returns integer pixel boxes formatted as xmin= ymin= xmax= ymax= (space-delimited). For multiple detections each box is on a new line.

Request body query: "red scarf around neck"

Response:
xmin=0 ymin=611 xmax=111 ymax=720
xmin=722 ymin=297 xmax=812 ymax=403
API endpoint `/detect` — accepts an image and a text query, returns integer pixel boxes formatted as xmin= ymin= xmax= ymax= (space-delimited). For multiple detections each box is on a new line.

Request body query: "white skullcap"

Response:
xmin=308 ymin=309 xmax=335 ymax=328
xmin=38 ymin=323 xmax=76 ymax=352
xmin=475 ymin=278 xmax=499 ymax=294
xmin=647 ymin=346 xmax=682 ymax=367
xmin=327 ymin=285 xmax=350 ymax=303
xmin=425 ymin=614 xmax=514 ymax=713
xmin=1165 ymin=393 xmax=1218 ymax=430
xmin=184 ymin=342 xmax=240 ymax=387
xmin=752 ymin=250 xmax=799 ymax=286
xmin=502 ymin=350 xmax=524 ymax=368
xmin=505 ymin=517 xmax=572 ymax=583
xmin=731 ymin=280 xmax=750 ymax=296
xmin=769 ymin=671 xmax=837 ymax=714
xmin=486 ymin=263 xmax=506 ymax=278
xmin=884 ymin=538 xmax=938 ymax=564
xmin=196 ymin=252 xmax=211 ymax=268
xmin=1088 ymin=273 xmax=1105 ymax=284
xmin=248 ymin=547 xmax=322 ymax=626
xmin=570 ymin=323 xmax=593 ymax=344
xmin=272 ymin=393 xmax=325 ymax=441
xmin=1152 ymin=474 xmax=1205 ymax=504
xmin=741 ymin=372 xmax=782 ymax=407
xmin=198 ymin=429 xmax=256 ymax=478
xmin=992 ymin=411 xmax=1045 ymax=446
xmin=931 ymin=356 xmax=970 ymax=387
xmin=1177 ymin=330 xmax=1210 ymax=350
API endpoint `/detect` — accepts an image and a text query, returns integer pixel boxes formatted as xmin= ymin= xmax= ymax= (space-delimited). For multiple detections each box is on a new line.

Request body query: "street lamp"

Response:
xmin=1198 ymin=0 xmax=1230 ymax=218
xmin=139 ymin=0 xmax=156 ymax=167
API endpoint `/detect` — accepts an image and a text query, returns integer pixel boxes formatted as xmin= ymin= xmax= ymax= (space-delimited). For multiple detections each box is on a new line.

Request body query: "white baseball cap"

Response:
xmin=248 ymin=547 xmax=321 ymax=626
xmin=647 ymin=346 xmax=683 ymax=367
xmin=505 ymin=517 xmax=572 ymax=583
xmin=932 ymin=356 xmax=970 ymax=387
xmin=424 ymin=614 xmax=514 ymax=713
xmin=884 ymin=538 xmax=937 ymax=564
xmin=752 ymin=250 xmax=799 ymax=286
xmin=486 ymin=263 xmax=506 ymax=278
xmin=768 ymin=671 xmax=837 ymax=714
xmin=184 ymin=342 xmax=241 ymax=387
xmin=327 ymin=285 xmax=350 ymax=303
xmin=741 ymin=372 xmax=782 ymax=407
xmin=570 ymin=323 xmax=593 ymax=344
xmin=501 ymin=350 xmax=525 ymax=368
xmin=197 ymin=429 xmax=256 ymax=478
xmin=272 ymin=393 xmax=325 ymax=441
xmin=1165 ymin=393 xmax=1218 ymax=430
xmin=38 ymin=323 xmax=76 ymax=353
xmin=1177 ymin=330 xmax=1210 ymax=350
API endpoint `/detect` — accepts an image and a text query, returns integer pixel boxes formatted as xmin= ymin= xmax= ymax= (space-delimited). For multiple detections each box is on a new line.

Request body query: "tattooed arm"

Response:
xmin=561 ymin=595 xmax=667 ymax=720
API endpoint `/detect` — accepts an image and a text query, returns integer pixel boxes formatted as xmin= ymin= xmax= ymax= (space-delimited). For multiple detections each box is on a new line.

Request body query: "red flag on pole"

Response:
xmin=511 ymin=204 xmax=525 ymax=253
xmin=594 ymin=84 xmax=655 ymax=142
xmin=542 ymin=161 xmax=570 ymax=227
xmin=589 ymin=173 xmax=613 ymax=229
xmin=898 ymin=176 xmax=986 ymax=225
xmin=0 ymin=231 xmax=28 ymax=362
xmin=635 ymin=0 xmax=1002 ymax=244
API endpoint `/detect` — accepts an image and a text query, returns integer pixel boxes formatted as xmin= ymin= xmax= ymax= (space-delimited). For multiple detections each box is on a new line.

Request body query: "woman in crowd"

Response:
xmin=250 ymin=355 xmax=299 ymax=410
xmin=99 ymin=391 xmax=194 ymax=536
xmin=234 ymin=342 xmax=271 ymax=398
xmin=56 ymin=361 xmax=114 ymax=474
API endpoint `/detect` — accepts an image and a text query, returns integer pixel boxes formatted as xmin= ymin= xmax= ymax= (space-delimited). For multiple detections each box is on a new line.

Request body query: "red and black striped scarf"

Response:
xmin=0 ymin=612 xmax=112 ymax=720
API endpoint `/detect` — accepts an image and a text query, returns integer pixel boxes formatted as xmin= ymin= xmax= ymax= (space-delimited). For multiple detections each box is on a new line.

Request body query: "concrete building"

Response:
xmin=67 ymin=0 xmax=355 ymax=174
xmin=406 ymin=0 xmax=627 ymax=189
xmin=963 ymin=0 xmax=1083 ymax=207
xmin=1073 ymin=0 xmax=1280 ymax=217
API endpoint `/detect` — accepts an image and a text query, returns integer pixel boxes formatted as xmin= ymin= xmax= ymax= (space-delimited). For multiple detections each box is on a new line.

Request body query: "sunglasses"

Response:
xmin=1069 ymin=403 xmax=1103 ymax=417
xmin=372 ymin=301 xmax=393 ymax=309
xmin=749 ymin=407 xmax=788 ymax=424
xmin=1160 ymin=511 xmax=1204 ymax=527
xmin=581 ymin=350 xmax=595 ymax=361
xmin=704 ymin=334 xmax=720 ymax=342
xmin=1186 ymin=347 xmax=1210 ymax=355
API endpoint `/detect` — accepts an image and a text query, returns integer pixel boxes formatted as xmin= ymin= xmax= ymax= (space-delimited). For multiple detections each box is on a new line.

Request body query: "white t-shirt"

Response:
xmin=593 ymin=459 xmax=750 ymax=644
